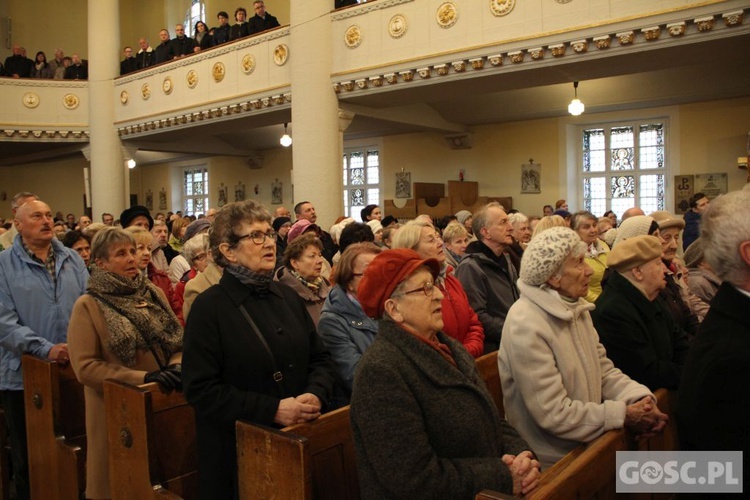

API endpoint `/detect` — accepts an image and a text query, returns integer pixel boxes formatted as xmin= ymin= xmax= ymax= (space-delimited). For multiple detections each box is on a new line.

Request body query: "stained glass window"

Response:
xmin=185 ymin=0 xmax=205 ymax=33
xmin=343 ymin=147 xmax=381 ymax=220
xmin=580 ymin=122 xmax=667 ymax=220
xmin=183 ymin=167 xmax=209 ymax=216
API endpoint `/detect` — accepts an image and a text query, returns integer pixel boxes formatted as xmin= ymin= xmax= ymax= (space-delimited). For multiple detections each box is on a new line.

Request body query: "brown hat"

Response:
xmin=357 ymin=248 xmax=440 ymax=319
xmin=649 ymin=210 xmax=685 ymax=231
xmin=608 ymin=235 xmax=663 ymax=272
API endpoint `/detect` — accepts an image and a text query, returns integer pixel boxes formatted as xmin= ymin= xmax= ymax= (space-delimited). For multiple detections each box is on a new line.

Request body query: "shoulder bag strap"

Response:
xmin=238 ymin=304 xmax=286 ymax=397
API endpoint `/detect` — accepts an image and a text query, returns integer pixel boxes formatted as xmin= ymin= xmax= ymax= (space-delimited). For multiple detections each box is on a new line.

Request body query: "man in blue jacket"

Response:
xmin=682 ymin=192 xmax=709 ymax=250
xmin=0 ymin=199 xmax=89 ymax=500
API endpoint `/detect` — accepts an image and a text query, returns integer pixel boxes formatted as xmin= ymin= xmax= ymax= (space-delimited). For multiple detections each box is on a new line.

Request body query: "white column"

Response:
xmin=290 ymin=1 xmax=341 ymax=227
xmin=87 ymin=0 xmax=127 ymax=219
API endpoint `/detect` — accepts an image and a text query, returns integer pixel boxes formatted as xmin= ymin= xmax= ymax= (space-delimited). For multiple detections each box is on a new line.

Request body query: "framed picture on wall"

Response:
xmin=159 ymin=188 xmax=167 ymax=210
xmin=674 ymin=175 xmax=694 ymax=214
xmin=695 ymin=173 xmax=728 ymax=200
xmin=235 ymin=182 xmax=245 ymax=202
xmin=272 ymin=179 xmax=282 ymax=204
xmin=396 ymin=171 xmax=411 ymax=198
xmin=145 ymin=189 xmax=153 ymax=210
xmin=521 ymin=162 xmax=541 ymax=193
xmin=218 ymin=183 xmax=228 ymax=207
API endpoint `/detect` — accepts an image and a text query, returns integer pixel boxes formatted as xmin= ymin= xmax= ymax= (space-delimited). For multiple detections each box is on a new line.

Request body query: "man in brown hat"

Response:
xmin=591 ymin=235 xmax=690 ymax=391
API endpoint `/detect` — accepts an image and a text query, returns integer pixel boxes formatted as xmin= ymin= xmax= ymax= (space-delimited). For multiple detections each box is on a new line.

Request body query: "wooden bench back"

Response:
xmin=104 ymin=380 xmax=198 ymax=500
xmin=236 ymin=406 xmax=359 ymax=500
xmin=477 ymin=388 xmax=680 ymax=500
xmin=475 ymin=351 xmax=504 ymax=417
xmin=22 ymin=354 xmax=86 ymax=500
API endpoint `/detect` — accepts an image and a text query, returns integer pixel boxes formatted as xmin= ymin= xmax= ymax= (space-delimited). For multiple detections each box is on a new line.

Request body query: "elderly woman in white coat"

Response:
xmin=498 ymin=227 xmax=668 ymax=469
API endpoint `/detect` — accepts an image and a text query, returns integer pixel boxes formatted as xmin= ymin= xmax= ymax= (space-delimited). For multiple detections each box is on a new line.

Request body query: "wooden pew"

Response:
xmin=236 ymin=406 xmax=359 ymax=500
xmin=475 ymin=351 xmax=504 ymax=417
xmin=103 ymin=380 xmax=198 ymax=500
xmin=477 ymin=388 xmax=680 ymax=499
xmin=22 ymin=354 xmax=86 ymax=500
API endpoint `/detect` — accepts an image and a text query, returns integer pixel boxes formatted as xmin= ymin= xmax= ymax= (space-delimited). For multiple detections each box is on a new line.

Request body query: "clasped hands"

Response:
xmin=274 ymin=393 xmax=322 ymax=426
xmin=502 ymin=450 xmax=541 ymax=497
xmin=144 ymin=364 xmax=183 ymax=391
xmin=625 ymin=396 xmax=668 ymax=438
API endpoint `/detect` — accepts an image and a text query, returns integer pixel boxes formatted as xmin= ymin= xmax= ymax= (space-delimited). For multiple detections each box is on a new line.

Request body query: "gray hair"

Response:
xmin=391 ymin=221 xmax=431 ymax=251
xmin=701 ymin=190 xmax=750 ymax=287
xmin=508 ymin=212 xmax=528 ymax=229
xmin=472 ymin=202 xmax=503 ymax=241
xmin=570 ymin=211 xmax=597 ymax=231
xmin=91 ymin=227 xmax=135 ymax=263
xmin=11 ymin=191 xmax=38 ymax=210
xmin=183 ymin=233 xmax=209 ymax=264
xmin=210 ymin=200 xmax=272 ymax=267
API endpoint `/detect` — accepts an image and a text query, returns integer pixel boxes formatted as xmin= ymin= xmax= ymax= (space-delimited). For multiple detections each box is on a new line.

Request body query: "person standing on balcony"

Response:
xmin=170 ymin=24 xmax=197 ymax=59
xmin=154 ymin=29 xmax=172 ymax=64
xmin=229 ymin=7 xmax=250 ymax=41
xmin=210 ymin=11 xmax=231 ymax=46
xmin=248 ymin=1 xmax=280 ymax=35
xmin=64 ymin=54 xmax=87 ymax=80
xmin=120 ymin=46 xmax=137 ymax=75
xmin=135 ymin=38 xmax=155 ymax=70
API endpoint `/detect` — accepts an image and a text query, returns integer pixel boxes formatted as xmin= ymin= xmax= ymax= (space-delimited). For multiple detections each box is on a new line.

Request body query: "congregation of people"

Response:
xmin=1 ymin=181 xmax=748 ymax=499
xmin=0 ymin=1 xmax=376 ymax=80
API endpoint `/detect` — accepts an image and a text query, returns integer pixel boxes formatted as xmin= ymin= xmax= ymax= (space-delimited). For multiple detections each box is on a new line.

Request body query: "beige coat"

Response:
xmin=182 ymin=261 xmax=223 ymax=321
xmin=68 ymin=294 xmax=182 ymax=499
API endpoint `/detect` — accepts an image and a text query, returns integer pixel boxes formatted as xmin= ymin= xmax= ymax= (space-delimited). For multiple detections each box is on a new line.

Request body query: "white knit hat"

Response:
xmin=455 ymin=210 xmax=472 ymax=225
xmin=613 ymin=215 xmax=655 ymax=248
xmin=367 ymin=219 xmax=383 ymax=235
xmin=520 ymin=227 xmax=584 ymax=286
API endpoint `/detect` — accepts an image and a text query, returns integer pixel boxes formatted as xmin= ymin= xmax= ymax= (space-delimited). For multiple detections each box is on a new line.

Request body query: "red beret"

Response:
xmin=357 ymin=248 xmax=440 ymax=319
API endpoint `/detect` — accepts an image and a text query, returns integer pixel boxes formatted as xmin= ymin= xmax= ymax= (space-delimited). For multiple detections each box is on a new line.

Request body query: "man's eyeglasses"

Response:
xmin=395 ymin=281 xmax=435 ymax=298
xmin=237 ymin=230 xmax=276 ymax=245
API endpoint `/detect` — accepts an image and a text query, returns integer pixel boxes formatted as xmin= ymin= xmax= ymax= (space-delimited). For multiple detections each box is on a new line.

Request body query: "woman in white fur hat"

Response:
xmin=498 ymin=227 xmax=667 ymax=469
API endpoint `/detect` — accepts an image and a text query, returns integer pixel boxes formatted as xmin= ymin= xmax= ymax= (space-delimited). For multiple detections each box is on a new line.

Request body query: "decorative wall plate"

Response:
xmin=120 ymin=90 xmax=129 ymax=104
xmin=389 ymin=14 xmax=407 ymax=38
xmin=162 ymin=76 xmax=173 ymax=95
xmin=186 ymin=70 xmax=198 ymax=88
xmin=22 ymin=92 xmax=40 ymax=108
xmin=345 ymin=25 xmax=362 ymax=48
xmin=212 ymin=62 xmax=226 ymax=83
xmin=490 ymin=0 xmax=516 ymax=17
xmin=141 ymin=83 xmax=150 ymax=100
xmin=241 ymin=54 xmax=256 ymax=74
xmin=436 ymin=2 xmax=458 ymax=28
xmin=273 ymin=44 xmax=289 ymax=66
xmin=63 ymin=93 xmax=79 ymax=110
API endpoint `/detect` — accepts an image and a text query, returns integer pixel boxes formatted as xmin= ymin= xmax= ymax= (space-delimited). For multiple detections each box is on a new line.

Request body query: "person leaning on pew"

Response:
xmin=182 ymin=200 xmax=335 ymax=500
xmin=498 ymin=228 xmax=668 ymax=470
xmin=68 ymin=227 xmax=183 ymax=500
xmin=350 ymin=249 xmax=540 ymax=499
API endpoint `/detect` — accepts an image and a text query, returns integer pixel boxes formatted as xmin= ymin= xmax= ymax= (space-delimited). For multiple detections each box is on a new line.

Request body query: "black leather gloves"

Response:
xmin=144 ymin=363 xmax=182 ymax=391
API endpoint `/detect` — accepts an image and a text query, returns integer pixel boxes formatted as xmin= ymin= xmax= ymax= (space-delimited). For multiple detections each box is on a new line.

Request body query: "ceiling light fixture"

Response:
xmin=568 ymin=81 xmax=585 ymax=116
xmin=126 ymin=159 xmax=137 ymax=169
xmin=280 ymin=123 xmax=292 ymax=147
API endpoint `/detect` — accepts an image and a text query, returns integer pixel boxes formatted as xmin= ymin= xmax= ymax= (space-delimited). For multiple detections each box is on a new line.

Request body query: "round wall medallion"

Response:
xmin=141 ymin=83 xmax=151 ymax=100
xmin=344 ymin=25 xmax=362 ymax=48
xmin=273 ymin=44 xmax=289 ymax=66
xmin=436 ymin=2 xmax=459 ymax=28
xmin=212 ymin=62 xmax=226 ymax=83
xmin=120 ymin=90 xmax=129 ymax=104
xmin=186 ymin=70 xmax=198 ymax=89
xmin=389 ymin=14 xmax=407 ymax=38
xmin=62 ymin=93 xmax=79 ymax=110
xmin=241 ymin=54 xmax=256 ymax=75
xmin=162 ymin=76 xmax=173 ymax=95
xmin=489 ymin=0 xmax=516 ymax=16
xmin=22 ymin=92 xmax=40 ymax=109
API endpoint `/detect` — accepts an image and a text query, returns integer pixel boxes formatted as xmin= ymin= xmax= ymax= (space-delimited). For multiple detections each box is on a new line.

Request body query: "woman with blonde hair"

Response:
xmin=392 ymin=221 xmax=484 ymax=357
xmin=531 ymin=214 xmax=566 ymax=240
xmin=168 ymin=217 xmax=191 ymax=253
xmin=570 ymin=211 xmax=610 ymax=302
xmin=441 ymin=221 xmax=470 ymax=269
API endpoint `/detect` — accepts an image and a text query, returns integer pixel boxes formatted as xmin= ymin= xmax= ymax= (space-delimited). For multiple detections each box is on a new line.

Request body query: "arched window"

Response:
xmin=343 ymin=147 xmax=380 ymax=221
xmin=185 ymin=0 xmax=206 ymax=34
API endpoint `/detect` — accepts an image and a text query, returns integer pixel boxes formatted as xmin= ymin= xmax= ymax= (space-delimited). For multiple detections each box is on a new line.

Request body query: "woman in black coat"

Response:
xmin=183 ymin=200 xmax=335 ymax=500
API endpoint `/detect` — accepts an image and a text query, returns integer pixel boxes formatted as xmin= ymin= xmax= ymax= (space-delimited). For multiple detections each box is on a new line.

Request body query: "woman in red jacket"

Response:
xmin=392 ymin=221 xmax=485 ymax=357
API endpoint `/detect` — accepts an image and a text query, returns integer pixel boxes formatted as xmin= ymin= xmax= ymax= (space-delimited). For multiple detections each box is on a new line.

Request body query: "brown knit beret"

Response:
xmin=357 ymin=248 xmax=440 ymax=319
xmin=607 ymin=235 xmax=663 ymax=272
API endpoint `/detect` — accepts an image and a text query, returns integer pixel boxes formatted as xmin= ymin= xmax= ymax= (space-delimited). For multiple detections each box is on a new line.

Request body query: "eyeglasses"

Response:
xmin=395 ymin=281 xmax=435 ymax=298
xmin=237 ymin=230 xmax=276 ymax=245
